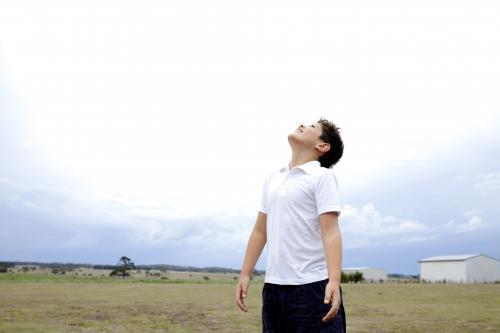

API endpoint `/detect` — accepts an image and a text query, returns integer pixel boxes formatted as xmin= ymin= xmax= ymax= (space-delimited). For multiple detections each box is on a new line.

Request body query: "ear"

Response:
xmin=316 ymin=142 xmax=331 ymax=154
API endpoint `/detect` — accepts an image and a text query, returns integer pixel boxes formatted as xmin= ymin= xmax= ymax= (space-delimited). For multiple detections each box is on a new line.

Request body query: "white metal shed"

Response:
xmin=418 ymin=254 xmax=500 ymax=283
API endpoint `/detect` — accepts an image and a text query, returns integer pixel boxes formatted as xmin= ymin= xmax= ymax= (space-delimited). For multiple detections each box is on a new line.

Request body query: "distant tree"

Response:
xmin=109 ymin=256 xmax=135 ymax=279
xmin=341 ymin=271 xmax=348 ymax=283
xmin=352 ymin=271 xmax=364 ymax=283
xmin=340 ymin=271 xmax=364 ymax=283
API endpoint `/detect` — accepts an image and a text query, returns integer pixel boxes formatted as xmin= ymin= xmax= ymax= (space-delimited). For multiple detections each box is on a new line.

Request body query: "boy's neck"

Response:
xmin=288 ymin=150 xmax=318 ymax=169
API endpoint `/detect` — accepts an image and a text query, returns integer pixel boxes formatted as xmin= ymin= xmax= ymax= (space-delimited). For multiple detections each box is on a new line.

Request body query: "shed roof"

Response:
xmin=342 ymin=267 xmax=379 ymax=271
xmin=418 ymin=254 xmax=485 ymax=262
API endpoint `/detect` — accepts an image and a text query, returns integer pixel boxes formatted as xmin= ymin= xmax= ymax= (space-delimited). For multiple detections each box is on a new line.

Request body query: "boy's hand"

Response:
xmin=236 ymin=274 xmax=251 ymax=312
xmin=322 ymin=281 xmax=341 ymax=322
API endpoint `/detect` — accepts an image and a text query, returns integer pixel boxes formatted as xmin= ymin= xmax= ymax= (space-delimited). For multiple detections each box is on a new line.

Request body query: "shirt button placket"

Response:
xmin=279 ymin=171 xmax=291 ymax=196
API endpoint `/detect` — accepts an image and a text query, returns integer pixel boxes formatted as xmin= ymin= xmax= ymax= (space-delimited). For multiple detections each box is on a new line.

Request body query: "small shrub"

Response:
xmin=203 ymin=276 xmax=210 ymax=281
xmin=52 ymin=269 xmax=66 ymax=275
xmin=352 ymin=271 xmax=364 ymax=283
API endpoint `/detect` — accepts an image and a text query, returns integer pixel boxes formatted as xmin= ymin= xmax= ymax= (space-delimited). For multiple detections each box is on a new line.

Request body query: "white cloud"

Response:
xmin=446 ymin=211 xmax=486 ymax=234
xmin=0 ymin=179 xmax=254 ymax=253
xmin=0 ymin=177 xmax=14 ymax=184
xmin=474 ymin=171 xmax=500 ymax=192
xmin=340 ymin=203 xmax=436 ymax=249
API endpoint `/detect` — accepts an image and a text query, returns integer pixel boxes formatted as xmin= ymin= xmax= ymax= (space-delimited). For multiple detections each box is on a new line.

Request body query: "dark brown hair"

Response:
xmin=317 ymin=118 xmax=344 ymax=168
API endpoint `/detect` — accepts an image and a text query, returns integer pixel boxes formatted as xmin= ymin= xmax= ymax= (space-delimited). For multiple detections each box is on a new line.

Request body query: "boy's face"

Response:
xmin=288 ymin=122 xmax=325 ymax=148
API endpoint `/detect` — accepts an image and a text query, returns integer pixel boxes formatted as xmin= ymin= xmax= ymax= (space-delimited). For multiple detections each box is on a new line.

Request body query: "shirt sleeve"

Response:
xmin=315 ymin=170 xmax=342 ymax=216
xmin=258 ymin=175 xmax=269 ymax=214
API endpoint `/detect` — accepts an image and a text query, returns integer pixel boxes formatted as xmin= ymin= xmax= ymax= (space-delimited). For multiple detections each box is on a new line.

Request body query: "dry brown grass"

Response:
xmin=0 ymin=274 xmax=499 ymax=332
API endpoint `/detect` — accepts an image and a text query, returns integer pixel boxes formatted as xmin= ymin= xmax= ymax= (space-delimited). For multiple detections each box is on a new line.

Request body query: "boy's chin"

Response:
xmin=287 ymin=133 xmax=303 ymax=145
xmin=287 ymin=133 xmax=298 ymax=142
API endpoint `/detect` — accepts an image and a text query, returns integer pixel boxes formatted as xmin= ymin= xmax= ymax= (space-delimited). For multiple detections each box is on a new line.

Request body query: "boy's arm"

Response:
xmin=236 ymin=211 xmax=267 ymax=312
xmin=319 ymin=211 xmax=342 ymax=322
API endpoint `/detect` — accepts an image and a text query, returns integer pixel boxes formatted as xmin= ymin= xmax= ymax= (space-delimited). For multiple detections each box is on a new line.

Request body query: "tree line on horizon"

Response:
xmin=0 ymin=259 xmax=264 ymax=275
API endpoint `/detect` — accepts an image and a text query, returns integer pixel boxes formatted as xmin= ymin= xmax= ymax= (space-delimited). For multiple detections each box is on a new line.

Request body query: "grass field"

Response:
xmin=1 ymin=273 xmax=499 ymax=332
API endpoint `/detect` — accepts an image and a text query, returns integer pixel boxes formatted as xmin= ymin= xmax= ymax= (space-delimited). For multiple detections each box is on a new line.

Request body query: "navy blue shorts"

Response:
xmin=262 ymin=279 xmax=346 ymax=333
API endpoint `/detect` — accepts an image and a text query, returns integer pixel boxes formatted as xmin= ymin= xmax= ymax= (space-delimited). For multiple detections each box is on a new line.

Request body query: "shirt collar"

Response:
xmin=280 ymin=160 xmax=321 ymax=174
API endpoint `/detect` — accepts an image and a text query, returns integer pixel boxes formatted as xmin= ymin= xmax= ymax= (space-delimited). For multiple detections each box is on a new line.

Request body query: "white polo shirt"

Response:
xmin=259 ymin=160 xmax=342 ymax=285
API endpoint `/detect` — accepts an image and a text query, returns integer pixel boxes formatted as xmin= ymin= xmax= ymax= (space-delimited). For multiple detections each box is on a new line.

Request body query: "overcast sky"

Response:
xmin=1 ymin=1 xmax=499 ymax=274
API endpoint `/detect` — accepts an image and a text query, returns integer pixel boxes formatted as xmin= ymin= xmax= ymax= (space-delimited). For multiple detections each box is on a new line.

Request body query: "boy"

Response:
xmin=236 ymin=118 xmax=345 ymax=333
